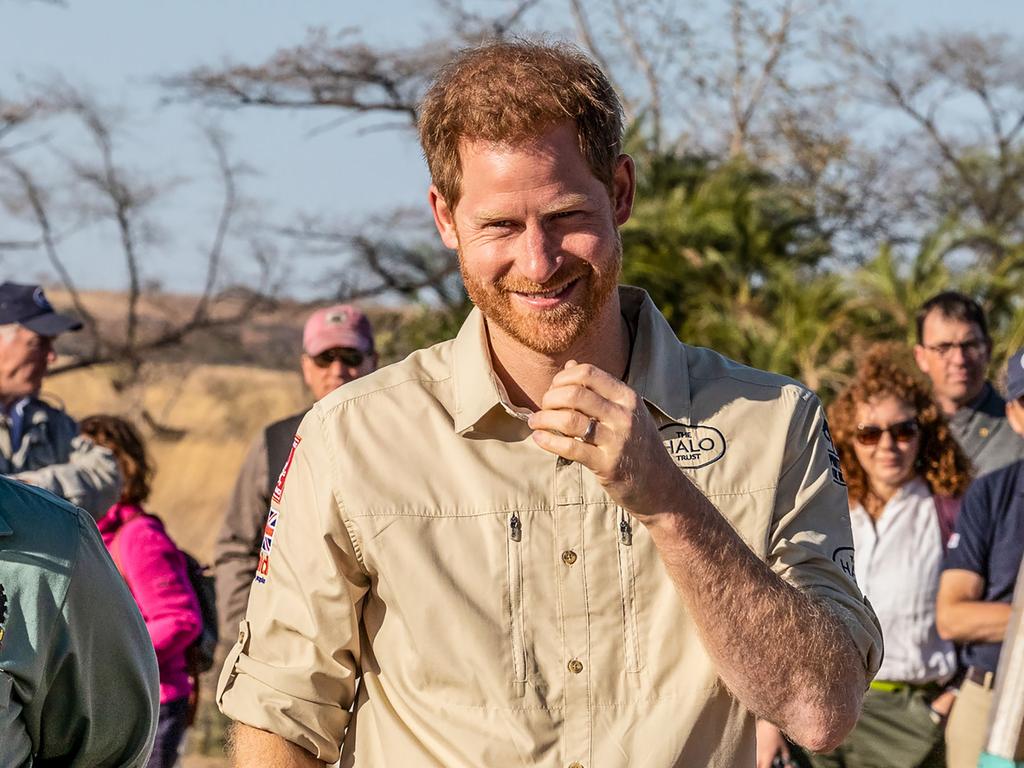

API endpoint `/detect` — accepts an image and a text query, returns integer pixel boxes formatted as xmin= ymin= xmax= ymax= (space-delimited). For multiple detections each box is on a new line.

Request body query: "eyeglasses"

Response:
xmin=310 ymin=348 xmax=366 ymax=368
xmin=854 ymin=419 xmax=920 ymax=446
xmin=922 ymin=339 xmax=988 ymax=358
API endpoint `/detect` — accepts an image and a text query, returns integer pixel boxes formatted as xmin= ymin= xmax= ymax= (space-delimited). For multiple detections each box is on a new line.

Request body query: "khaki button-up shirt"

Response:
xmin=218 ymin=287 xmax=882 ymax=767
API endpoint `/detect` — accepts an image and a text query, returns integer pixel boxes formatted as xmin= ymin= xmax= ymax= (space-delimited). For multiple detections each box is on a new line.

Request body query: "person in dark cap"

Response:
xmin=937 ymin=348 xmax=1024 ymax=768
xmin=0 ymin=281 xmax=121 ymax=517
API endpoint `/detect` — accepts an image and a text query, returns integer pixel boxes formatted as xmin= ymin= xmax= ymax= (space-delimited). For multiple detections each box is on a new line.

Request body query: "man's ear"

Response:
xmin=300 ymin=354 xmax=315 ymax=390
xmin=913 ymin=344 xmax=930 ymax=376
xmin=611 ymin=153 xmax=636 ymax=227
xmin=429 ymin=185 xmax=460 ymax=250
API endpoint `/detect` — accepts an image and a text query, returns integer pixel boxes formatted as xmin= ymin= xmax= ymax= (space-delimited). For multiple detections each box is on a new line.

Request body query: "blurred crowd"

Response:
xmin=0 ymin=277 xmax=1021 ymax=768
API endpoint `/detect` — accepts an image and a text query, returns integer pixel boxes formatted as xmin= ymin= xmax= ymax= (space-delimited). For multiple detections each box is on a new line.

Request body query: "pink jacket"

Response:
xmin=98 ymin=503 xmax=202 ymax=704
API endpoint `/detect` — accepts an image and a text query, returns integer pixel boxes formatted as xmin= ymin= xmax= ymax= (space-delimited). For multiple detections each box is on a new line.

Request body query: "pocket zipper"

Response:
xmin=507 ymin=511 xmax=527 ymax=687
xmin=616 ymin=507 xmax=641 ymax=674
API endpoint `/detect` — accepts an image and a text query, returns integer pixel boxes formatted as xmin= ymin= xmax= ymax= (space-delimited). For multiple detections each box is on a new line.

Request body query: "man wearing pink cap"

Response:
xmin=208 ymin=304 xmax=376 ymax=733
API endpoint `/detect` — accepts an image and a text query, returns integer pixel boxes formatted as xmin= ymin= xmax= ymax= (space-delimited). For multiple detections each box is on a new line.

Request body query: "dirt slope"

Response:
xmin=44 ymin=362 xmax=310 ymax=559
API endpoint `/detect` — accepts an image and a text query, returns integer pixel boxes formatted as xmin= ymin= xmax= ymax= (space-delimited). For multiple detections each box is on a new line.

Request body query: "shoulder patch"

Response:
xmin=0 ymin=583 xmax=7 ymax=649
xmin=820 ymin=419 xmax=847 ymax=486
xmin=272 ymin=435 xmax=301 ymax=505
xmin=254 ymin=508 xmax=279 ymax=586
xmin=659 ymin=423 xmax=726 ymax=469
xmin=832 ymin=546 xmax=856 ymax=582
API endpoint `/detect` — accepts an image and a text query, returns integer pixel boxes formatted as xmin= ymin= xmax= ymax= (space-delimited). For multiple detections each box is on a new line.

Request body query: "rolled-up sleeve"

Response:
xmin=217 ymin=405 xmax=369 ymax=763
xmin=767 ymin=390 xmax=884 ymax=679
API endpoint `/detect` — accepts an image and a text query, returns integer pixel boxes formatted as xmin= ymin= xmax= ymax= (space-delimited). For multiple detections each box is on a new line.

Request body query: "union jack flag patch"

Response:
xmin=255 ymin=508 xmax=279 ymax=585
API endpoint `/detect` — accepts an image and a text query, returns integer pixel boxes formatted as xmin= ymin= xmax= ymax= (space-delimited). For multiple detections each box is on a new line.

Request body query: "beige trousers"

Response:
xmin=945 ymin=678 xmax=994 ymax=768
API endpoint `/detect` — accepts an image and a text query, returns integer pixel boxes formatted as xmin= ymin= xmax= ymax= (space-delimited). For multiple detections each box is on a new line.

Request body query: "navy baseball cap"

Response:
xmin=0 ymin=282 xmax=82 ymax=336
xmin=1007 ymin=347 xmax=1024 ymax=401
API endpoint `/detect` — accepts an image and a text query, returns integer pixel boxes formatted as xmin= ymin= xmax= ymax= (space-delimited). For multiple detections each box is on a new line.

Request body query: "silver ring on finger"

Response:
xmin=581 ymin=417 xmax=598 ymax=444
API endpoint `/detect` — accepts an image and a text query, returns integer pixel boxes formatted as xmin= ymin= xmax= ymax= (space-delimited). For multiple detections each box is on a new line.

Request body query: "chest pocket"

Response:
xmin=17 ymin=421 xmax=61 ymax=471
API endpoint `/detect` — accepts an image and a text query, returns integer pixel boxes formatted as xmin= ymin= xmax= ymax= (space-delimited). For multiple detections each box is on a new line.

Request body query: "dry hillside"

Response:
xmin=44 ymin=362 xmax=310 ymax=559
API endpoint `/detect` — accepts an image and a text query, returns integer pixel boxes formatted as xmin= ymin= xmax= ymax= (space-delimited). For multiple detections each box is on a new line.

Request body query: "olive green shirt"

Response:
xmin=219 ymin=287 xmax=882 ymax=767
xmin=0 ymin=476 xmax=159 ymax=767
xmin=948 ymin=383 xmax=1024 ymax=478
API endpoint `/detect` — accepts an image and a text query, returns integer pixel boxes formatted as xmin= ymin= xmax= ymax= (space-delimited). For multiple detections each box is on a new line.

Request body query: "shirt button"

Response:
xmin=568 ymin=659 xmax=584 ymax=674
xmin=569 ymin=763 xmax=584 ymax=768
xmin=561 ymin=550 xmax=578 ymax=566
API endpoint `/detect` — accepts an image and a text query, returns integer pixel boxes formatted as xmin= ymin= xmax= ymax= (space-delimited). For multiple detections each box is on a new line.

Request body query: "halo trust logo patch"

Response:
xmin=833 ymin=547 xmax=856 ymax=582
xmin=659 ymin=423 xmax=727 ymax=469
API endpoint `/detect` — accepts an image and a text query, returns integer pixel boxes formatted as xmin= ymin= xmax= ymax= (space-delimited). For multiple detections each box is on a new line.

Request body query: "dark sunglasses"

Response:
xmin=310 ymin=347 xmax=366 ymax=368
xmin=854 ymin=419 xmax=920 ymax=446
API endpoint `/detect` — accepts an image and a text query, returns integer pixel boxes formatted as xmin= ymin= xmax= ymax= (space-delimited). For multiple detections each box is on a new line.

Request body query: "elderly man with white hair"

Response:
xmin=0 ymin=281 xmax=120 ymax=517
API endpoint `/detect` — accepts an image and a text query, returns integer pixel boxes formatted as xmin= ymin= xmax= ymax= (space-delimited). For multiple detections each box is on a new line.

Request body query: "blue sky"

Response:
xmin=1 ymin=0 xmax=1021 ymax=297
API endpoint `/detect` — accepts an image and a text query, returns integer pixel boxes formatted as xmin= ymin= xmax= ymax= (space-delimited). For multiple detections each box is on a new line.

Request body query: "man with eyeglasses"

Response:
xmin=936 ymin=347 xmax=1024 ymax=768
xmin=206 ymin=304 xmax=377 ymax=743
xmin=913 ymin=291 xmax=1024 ymax=477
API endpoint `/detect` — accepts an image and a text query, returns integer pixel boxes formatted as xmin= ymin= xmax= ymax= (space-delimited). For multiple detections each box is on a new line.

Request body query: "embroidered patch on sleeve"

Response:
xmin=272 ymin=435 xmax=302 ymax=505
xmin=820 ymin=419 xmax=847 ymax=487
xmin=0 ymin=583 xmax=7 ymax=648
xmin=254 ymin=507 xmax=278 ymax=585
xmin=832 ymin=546 xmax=856 ymax=582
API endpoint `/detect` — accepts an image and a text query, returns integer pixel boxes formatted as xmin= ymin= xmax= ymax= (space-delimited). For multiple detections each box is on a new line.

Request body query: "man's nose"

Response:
xmin=517 ymin=223 xmax=562 ymax=285
xmin=947 ymin=344 xmax=970 ymax=366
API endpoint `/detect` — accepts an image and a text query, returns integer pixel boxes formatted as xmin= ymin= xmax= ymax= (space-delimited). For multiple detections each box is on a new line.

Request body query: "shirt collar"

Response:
xmin=622 ymin=286 xmax=692 ymax=424
xmin=451 ymin=307 xmax=509 ymax=435
xmin=450 ymin=286 xmax=692 ymax=436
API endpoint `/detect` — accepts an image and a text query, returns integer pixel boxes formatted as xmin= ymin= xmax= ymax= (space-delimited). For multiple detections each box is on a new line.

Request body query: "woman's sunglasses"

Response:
xmin=854 ymin=419 xmax=919 ymax=446
xmin=310 ymin=347 xmax=366 ymax=368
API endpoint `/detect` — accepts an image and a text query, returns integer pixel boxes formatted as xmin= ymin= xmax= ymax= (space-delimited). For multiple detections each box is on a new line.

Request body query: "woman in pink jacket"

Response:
xmin=81 ymin=415 xmax=203 ymax=768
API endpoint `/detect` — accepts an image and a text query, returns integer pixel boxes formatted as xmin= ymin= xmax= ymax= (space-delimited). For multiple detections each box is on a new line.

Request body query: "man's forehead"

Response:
xmin=922 ymin=311 xmax=984 ymax=341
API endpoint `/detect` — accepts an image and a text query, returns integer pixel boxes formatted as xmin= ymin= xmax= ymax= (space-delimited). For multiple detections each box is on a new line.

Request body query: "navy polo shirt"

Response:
xmin=943 ymin=459 xmax=1024 ymax=673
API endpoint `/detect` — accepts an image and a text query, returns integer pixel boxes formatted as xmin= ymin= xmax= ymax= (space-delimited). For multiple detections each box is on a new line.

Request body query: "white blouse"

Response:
xmin=850 ymin=477 xmax=956 ymax=684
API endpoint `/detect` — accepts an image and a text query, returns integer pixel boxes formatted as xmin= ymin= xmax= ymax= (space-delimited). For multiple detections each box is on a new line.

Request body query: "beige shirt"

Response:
xmin=218 ymin=287 xmax=882 ymax=768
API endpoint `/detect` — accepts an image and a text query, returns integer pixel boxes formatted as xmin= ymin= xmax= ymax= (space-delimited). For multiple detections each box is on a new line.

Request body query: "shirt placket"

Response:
xmin=553 ymin=455 xmax=592 ymax=768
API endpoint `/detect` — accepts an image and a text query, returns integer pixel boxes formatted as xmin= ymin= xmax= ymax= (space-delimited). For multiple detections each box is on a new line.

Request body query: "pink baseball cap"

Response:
xmin=302 ymin=304 xmax=375 ymax=356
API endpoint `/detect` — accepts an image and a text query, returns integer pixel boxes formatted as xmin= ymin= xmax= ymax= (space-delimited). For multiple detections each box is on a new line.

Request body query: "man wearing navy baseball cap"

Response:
xmin=937 ymin=346 xmax=1024 ymax=767
xmin=0 ymin=281 xmax=120 ymax=517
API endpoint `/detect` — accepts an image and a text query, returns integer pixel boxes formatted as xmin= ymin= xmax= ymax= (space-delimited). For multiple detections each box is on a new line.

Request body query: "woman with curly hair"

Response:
xmin=80 ymin=414 xmax=203 ymax=768
xmin=758 ymin=346 xmax=972 ymax=768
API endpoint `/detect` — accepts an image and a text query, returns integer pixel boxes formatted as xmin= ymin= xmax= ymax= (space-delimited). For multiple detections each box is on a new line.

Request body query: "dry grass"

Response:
xmin=44 ymin=362 xmax=310 ymax=560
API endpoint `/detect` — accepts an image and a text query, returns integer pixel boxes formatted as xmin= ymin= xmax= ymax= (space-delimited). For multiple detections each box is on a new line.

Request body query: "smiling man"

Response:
xmin=218 ymin=41 xmax=882 ymax=768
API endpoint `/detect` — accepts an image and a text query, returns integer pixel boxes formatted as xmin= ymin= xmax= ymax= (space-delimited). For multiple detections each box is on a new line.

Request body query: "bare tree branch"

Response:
xmin=0 ymin=160 xmax=102 ymax=355
xmin=610 ymin=0 xmax=663 ymax=149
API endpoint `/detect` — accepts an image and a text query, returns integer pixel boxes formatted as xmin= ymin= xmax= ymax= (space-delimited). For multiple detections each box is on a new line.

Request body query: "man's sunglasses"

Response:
xmin=310 ymin=348 xmax=366 ymax=368
xmin=854 ymin=419 xmax=920 ymax=446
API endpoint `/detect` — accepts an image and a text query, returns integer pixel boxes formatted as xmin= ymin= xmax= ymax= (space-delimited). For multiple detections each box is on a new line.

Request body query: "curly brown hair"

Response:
xmin=418 ymin=39 xmax=624 ymax=212
xmin=827 ymin=345 xmax=972 ymax=504
xmin=79 ymin=414 xmax=153 ymax=505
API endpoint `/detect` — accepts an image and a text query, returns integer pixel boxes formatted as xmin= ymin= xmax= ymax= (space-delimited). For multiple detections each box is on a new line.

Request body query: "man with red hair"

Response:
xmin=219 ymin=40 xmax=882 ymax=768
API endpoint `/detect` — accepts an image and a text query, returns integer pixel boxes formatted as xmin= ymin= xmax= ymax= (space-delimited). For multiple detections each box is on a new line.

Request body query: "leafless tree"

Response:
xmin=166 ymin=0 xmax=543 ymax=134
xmin=0 ymin=85 xmax=274 ymax=383
xmin=840 ymin=30 xmax=1024 ymax=249
xmin=279 ymin=208 xmax=462 ymax=308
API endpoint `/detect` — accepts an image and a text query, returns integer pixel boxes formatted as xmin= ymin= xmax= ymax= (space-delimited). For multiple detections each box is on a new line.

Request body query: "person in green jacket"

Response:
xmin=0 ymin=475 xmax=160 ymax=766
